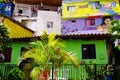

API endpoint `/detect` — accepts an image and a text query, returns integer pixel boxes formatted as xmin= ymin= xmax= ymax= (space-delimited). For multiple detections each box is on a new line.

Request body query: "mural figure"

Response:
xmin=89 ymin=2 xmax=117 ymax=16
xmin=100 ymin=2 xmax=117 ymax=15
xmin=97 ymin=16 xmax=112 ymax=33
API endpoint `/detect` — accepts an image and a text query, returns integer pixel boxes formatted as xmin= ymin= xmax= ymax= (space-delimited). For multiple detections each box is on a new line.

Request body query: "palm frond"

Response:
xmin=64 ymin=52 xmax=79 ymax=68
xmin=30 ymin=67 xmax=41 ymax=78
xmin=21 ymin=31 xmax=79 ymax=79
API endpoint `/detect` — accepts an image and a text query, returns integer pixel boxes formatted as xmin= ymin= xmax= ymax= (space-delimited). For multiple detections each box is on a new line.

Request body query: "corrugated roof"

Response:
xmin=11 ymin=33 xmax=112 ymax=42
xmin=3 ymin=18 xmax=34 ymax=39
xmin=0 ymin=13 xmax=34 ymax=39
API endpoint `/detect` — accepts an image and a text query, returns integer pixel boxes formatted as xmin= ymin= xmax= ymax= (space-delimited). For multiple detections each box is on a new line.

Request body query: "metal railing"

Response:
xmin=0 ymin=64 xmax=17 ymax=80
xmin=0 ymin=64 xmax=120 ymax=80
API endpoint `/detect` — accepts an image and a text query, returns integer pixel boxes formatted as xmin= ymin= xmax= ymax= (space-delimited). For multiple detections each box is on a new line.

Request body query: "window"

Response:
xmin=5 ymin=48 xmax=12 ymax=62
xmin=47 ymin=21 xmax=53 ymax=28
xmin=82 ymin=44 xmax=96 ymax=59
xmin=85 ymin=19 xmax=95 ymax=26
xmin=67 ymin=6 xmax=75 ymax=11
xmin=71 ymin=20 xmax=76 ymax=23
xmin=111 ymin=2 xmax=116 ymax=8
xmin=91 ymin=1 xmax=101 ymax=9
xmin=18 ymin=7 xmax=28 ymax=16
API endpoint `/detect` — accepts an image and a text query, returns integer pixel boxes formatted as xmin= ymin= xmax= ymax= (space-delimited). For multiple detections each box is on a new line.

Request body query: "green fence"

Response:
xmin=0 ymin=64 xmax=119 ymax=80
xmin=0 ymin=64 xmax=17 ymax=80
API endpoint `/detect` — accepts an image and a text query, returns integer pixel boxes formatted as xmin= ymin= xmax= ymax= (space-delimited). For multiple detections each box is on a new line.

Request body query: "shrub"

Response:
xmin=8 ymin=67 xmax=24 ymax=80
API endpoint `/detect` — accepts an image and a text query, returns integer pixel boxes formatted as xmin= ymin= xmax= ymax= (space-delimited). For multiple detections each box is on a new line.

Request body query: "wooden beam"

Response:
xmin=15 ymin=0 xmax=61 ymax=6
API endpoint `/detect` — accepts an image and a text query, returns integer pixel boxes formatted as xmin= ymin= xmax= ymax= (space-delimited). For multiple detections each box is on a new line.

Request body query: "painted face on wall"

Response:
xmin=104 ymin=18 xmax=111 ymax=25
xmin=97 ymin=16 xmax=112 ymax=33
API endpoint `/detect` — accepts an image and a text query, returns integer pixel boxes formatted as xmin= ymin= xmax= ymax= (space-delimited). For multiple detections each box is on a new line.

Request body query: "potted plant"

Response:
xmin=103 ymin=65 xmax=114 ymax=80
xmin=20 ymin=31 xmax=78 ymax=80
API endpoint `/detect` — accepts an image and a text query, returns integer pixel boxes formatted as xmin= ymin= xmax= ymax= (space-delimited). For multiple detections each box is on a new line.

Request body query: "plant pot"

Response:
xmin=105 ymin=75 xmax=112 ymax=80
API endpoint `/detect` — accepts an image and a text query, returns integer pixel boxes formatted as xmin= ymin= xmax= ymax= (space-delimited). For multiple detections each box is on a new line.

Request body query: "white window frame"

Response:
xmin=67 ymin=6 xmax=75 ymax=12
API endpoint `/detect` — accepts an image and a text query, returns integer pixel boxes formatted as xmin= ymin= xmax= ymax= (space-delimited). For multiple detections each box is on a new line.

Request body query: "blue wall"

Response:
xmin=0 ymin=3 xmax=14 ymax=17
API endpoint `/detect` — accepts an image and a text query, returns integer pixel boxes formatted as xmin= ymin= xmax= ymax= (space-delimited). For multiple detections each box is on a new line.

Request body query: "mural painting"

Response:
xmin=97 ymin=16 xmax=112 ymax=33
xmin=89 ymin=1 xmax=117 ymax=16
xmin=62 ymin=0 xmax=120 ymax=19
xmin=62 ymin=15 xmax=120 ymax=34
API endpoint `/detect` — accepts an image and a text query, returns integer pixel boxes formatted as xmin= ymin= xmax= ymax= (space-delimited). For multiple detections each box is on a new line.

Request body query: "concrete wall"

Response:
xmin=13 ymin=3 xmax=32 ymax=17
xmin=36 ymin=10 xmax=61 ymax=35
xmin=13 ymin=3 xmax=61 ymax=36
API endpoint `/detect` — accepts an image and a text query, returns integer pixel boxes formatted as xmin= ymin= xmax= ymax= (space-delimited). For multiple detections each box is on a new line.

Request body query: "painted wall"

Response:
xmin=13 ymin=3 xmax=37 ymax=17
xmin=62 ymin=15 xmax=120 ymax=34
xmin=13 ymin=3 xmax=62 ymax=36
xmin=1 ymin=39 xmax=108 ymax=80
xmin=62 ymin=17 xmax=100 ymax=34
xmin=0 ymin=3 xmax=14 ymax=17
xmin=13 ymin=3 xmax=38 ymax=32
xmin=36 ymin=10 xmax=61 ymax=35
xmin=0 ymin=0 xmax=3 ymax=2
xmin=62 ymin=0 xmax=120 ymax=19
xmin=63 ymin=39 xmax=108 ymax=64
xmin=4 ymin=38 xmax=108 ymax=65
xmin=6 ymin=42 xmax=28 ymax=64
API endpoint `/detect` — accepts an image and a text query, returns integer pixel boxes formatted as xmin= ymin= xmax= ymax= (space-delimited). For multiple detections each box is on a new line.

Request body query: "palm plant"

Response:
xmin=109 ymin=20 xmax=120 ymax=49
xmin=0 ymin=24 xmax=10 ymax=51
xmin=110 ymin=20 xmax=120 ymax=37
xmin=20 ymin=31 xmax=78 ymax=79
xmin=0 ymin=24 xmax=11 ymax=62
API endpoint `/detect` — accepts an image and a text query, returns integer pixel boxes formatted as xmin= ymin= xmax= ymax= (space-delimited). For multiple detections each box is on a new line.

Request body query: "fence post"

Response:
xmin=95 ymin=64 xmax=97 ymax=80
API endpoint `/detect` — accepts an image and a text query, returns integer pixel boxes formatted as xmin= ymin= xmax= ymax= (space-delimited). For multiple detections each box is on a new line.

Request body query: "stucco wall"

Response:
xmin=36 ymin=10 xmax=61 ymax=35
xmin=13 ymin=3 xmax=62 ymax=36
xmin=63 ymin=39 xmax=108 ymax=64
xmin=9 ymin=42 xmax=28 ymax=64
xmin=6 ymin=39 xmax=108 ymax=64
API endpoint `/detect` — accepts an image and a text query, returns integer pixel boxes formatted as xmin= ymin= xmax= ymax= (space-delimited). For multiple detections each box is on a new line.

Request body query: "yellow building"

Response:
xmin=62 ymin=0 xmax=120 ymax=20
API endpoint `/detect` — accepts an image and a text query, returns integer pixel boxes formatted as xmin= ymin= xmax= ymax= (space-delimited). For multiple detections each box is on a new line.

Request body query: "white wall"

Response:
xmin=36 ymin=10 xmax=61 ymax=36
xmin=13 ymin=3 xmax=61 ymax=36
xmin=13 ymin=3 xmax=32 ymax=17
